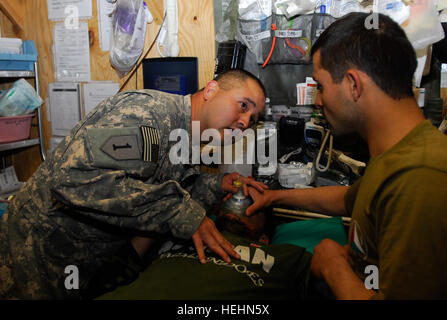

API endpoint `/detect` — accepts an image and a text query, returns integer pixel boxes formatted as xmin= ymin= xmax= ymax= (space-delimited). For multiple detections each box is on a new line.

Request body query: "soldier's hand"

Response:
xmin=192 ymin=216 xmax=241 ymax=264
xmin=222 ymin=172 xmax=269 ymax=201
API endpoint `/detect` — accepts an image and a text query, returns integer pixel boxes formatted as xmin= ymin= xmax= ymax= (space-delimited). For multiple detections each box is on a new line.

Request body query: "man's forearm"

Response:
xmin=269 ymin=186 xmax=349 ymax=216
xmin=322 ymin=257 xmax=375 ymax=300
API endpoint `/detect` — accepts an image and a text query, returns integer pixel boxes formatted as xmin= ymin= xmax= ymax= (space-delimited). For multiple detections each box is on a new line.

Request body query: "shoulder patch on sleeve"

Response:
xmin=85 ymin=126 xmax=144 ymax=168
xmin=101 ymin=135 xmax=140 ymax=160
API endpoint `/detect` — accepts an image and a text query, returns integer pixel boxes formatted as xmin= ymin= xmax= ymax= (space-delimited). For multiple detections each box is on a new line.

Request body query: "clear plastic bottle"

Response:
xmin=221 ymin=180 xmax=252 ymax=216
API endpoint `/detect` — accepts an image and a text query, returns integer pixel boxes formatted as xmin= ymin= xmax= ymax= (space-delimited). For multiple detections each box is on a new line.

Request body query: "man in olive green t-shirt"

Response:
xmin=246 ymin=13 xmax=447 ymax=299
xmin=343 ymin=119 xmax=447 ymax=299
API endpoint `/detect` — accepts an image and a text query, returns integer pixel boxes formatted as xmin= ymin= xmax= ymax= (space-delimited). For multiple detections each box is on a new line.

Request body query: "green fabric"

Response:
xmin=98 ymin=232 xmax=312 ymax=300
xmin=344 ymin=120 xmax=447 ymax=299
xmin=271 ymin=217 xmax=347 ymax=253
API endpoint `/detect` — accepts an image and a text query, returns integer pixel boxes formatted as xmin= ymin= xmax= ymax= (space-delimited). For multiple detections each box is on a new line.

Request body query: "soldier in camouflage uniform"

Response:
xmin=0 ymin=69 xmax=266 ymax=299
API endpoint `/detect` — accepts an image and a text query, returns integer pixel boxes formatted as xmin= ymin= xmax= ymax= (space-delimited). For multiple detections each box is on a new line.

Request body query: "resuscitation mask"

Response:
xmin=221 ymin=180 xmax=253 ymax=216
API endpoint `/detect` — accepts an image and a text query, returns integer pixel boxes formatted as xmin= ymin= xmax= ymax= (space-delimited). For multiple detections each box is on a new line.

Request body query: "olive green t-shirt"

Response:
xmin=98 ymin=232 xmax=312 ymax=300
xmin=345 ymin=120 xmax=447 ymax=299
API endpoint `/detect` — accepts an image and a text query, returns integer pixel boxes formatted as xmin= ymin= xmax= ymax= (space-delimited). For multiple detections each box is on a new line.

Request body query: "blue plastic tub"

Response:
xmin=0 ymin=40 xmax=38 ymax=71
xmin=0 ymin=202 xmax=7 ymax=219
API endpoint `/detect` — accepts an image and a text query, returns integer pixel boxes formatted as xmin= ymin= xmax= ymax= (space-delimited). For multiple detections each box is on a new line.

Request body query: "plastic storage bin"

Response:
xmin=0 ymin=114 xmax=34 ymax=143
xmin=0 ymin=202 xmax=8 ymax=219
xmin=0 ymin=38 xmax=23 ymax=54
xmin=0 ymin=40 xmax=37 ymax=71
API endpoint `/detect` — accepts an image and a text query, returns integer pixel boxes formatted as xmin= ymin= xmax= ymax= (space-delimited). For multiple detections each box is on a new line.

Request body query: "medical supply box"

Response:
xmin=0 ymin=40 xmax=37 ymax=71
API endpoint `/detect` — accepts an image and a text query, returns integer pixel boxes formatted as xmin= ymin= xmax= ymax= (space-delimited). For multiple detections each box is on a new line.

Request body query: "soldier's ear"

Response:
xmin=345 ymin=69 xmax=363 ymax=102
xmin=203 ymin=80 xmax=219 ymax=101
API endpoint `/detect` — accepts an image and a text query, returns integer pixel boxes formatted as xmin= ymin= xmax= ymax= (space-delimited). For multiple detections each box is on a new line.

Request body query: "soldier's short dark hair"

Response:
xmin=311 ymin=12 xmax=417 ymax=100
xmin=214 ymin=69 xmax=266 ymax=98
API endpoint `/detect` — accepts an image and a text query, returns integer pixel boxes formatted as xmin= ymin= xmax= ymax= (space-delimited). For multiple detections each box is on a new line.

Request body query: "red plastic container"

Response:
xmin=0 ymin=114 xmax=34 ymax=143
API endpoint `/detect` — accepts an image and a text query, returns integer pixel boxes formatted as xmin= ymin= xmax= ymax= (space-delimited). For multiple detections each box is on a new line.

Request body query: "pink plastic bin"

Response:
xmin=0 ymin=114 xmax=34 ymax=143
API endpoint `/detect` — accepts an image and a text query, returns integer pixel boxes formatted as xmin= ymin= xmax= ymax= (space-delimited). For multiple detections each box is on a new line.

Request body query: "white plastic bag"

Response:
xmin=238 ymin=0 xmax=272 ymax=20
xmin=275 ymin=0 xmax=316 ymax=19
xmin=278 ymin=162 xmax=314 ymax=188
xmin=373 ymin=0 xmax=410 ymax=25
xmin=0 ymin=79 xmax=43 ymax=117
xmin=322 ymin=0 xmax=368 ymax=18
xmin=109 ymin=0 xmax=147 ymax=74
xmin=402 ymin=0 xmax=445 ymax=50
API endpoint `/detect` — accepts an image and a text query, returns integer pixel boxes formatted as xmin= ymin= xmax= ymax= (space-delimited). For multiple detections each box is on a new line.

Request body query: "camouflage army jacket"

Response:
xmin=0 ymin=90 xmax=225 ymax=299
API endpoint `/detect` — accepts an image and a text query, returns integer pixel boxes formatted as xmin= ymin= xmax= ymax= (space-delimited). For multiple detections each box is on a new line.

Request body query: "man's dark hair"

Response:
xmin=311 ymin=12 xmax=417 ymax=99
xmin=214 ymin=69 xmax=267 ymax=98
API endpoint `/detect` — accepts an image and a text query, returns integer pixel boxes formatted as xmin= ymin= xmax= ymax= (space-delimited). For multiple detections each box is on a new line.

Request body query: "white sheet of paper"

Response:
xmin=49 ymin=82 xmax=81 ymax=136
xmin=98 ymin=0 xmax=115 ymax=51
xmin=82 ymin=81 xmax=119 ymax=117
xmin=0 ymin=166 xmax=22 ymax=194
xmin=47 ymin=0 xmax=92 ymax=20
xmin=53 ymin=22 xmax=91 ymax=82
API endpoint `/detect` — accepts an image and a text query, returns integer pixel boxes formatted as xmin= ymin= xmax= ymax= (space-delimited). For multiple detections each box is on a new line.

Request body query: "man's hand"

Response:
xmin=221 ymin=172 xmax=269 ymax=201
xmin=192 ymin=216 xmax=241 ymax=264
xmin=311 ymin=239 xmax=349 ymax=279
xmin=245 ymin=188 xmax=274 ymax=216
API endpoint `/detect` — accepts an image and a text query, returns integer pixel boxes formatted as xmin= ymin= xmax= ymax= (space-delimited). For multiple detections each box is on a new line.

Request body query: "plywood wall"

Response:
xmin=1 ymin=0 xmax=216 ymax=181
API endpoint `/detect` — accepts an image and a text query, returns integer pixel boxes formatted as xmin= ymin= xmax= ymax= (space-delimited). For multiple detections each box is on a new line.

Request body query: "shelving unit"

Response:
xmin=0 ymin=62 xmax=46 ymax=161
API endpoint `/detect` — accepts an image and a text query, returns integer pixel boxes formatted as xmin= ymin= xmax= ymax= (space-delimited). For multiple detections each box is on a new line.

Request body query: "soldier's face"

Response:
xmin=203 ymin=79 xmax=265 ymax=142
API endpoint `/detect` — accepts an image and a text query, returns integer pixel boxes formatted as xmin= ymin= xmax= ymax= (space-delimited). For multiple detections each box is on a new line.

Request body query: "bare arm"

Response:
xmin=311 ymin=239 xmax=374 ymax=300
xmin=246 ymin=185 xmax=348 ymax=217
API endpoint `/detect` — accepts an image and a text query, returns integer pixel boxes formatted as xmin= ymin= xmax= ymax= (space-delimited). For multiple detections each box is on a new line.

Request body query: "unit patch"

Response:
xmin=100 ymin=135 xmax=140 ymax=160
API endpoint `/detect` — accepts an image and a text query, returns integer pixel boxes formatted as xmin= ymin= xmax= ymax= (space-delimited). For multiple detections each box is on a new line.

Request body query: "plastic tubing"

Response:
xmin=262 ymin=24 xmax=277 ymax=68
xmin=315 ymin=129 xmax=333 ymax=172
